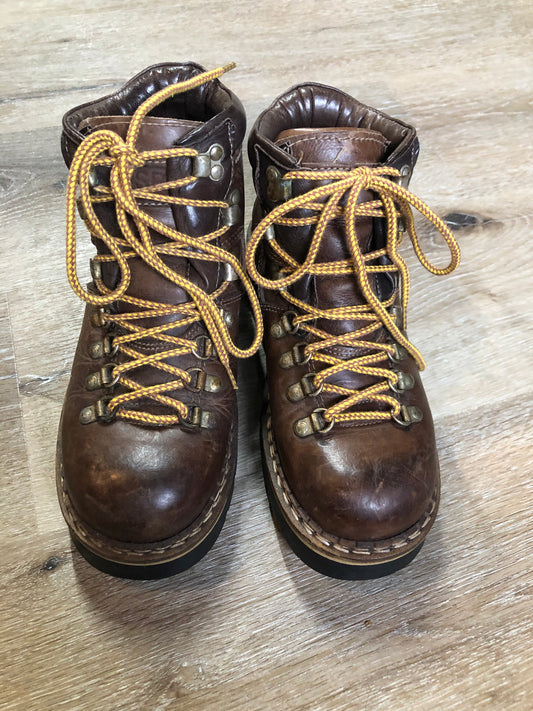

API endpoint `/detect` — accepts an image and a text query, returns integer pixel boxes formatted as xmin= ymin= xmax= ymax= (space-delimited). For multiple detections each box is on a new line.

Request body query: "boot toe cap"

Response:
xmin=282 ymin=422 xmax=439 ymax=542
xmin=60 ymin=420 xmax=227 ymax=544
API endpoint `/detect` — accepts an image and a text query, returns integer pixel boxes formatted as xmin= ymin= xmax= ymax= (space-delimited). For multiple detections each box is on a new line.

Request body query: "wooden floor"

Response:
xmin=1 ymin=1 xmax=532 ymax=709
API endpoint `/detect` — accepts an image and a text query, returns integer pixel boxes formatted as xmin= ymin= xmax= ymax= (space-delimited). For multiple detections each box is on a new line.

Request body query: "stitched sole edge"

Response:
xmin=261 ymin=409 xmax=439 ymax=578
xmin=56 ymin=421 xmax=237 ymax=579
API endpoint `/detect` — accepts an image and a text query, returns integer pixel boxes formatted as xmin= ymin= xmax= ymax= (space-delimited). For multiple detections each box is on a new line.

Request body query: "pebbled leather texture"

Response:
xmin=248 ymin=83 xmax=440 ymax=558
xmin=58 ymin=64 xmax=246 ymax=562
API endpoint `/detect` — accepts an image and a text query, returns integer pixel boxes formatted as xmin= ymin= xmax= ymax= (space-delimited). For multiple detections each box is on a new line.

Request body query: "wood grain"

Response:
xmin=1 ymin=1 xmax=532 ymax=709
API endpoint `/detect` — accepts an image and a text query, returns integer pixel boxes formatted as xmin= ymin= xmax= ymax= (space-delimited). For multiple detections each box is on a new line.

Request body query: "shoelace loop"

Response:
xmin=246 ymin=164 xmax=460 ymax=425
xmin=66 ymin=63 xmax=263 ymax=426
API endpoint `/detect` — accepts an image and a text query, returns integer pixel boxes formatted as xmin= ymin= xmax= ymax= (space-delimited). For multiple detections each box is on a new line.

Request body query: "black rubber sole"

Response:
xmin=70 ymin=488 xmax=232 ymax=580
xmin=261 ymin=434 xmax=424 ymax=580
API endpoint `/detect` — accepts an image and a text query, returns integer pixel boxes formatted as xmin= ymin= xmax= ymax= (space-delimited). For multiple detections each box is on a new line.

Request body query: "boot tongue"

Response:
xmin=80 ymin=114 xmax=208 ymax=340
xmin=78 ymin=114 xmax=200 ymax=150
xmin=273 ymin=127 xmax=389 ymax=265
xmin=275 ymin=126 xmax=388 ymax=168
xmin=273 ymin=127 xmax=391 ymax=344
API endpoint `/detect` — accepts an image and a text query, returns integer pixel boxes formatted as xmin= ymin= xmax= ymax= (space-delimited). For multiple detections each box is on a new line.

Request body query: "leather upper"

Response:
xmin=248 ymin=83 xmax=439 ymax=542
xmin=60 ymin=63 xmax=245 ymax=544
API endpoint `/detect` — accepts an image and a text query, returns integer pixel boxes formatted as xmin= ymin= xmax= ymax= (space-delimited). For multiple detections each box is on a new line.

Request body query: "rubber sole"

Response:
xmin=264 ymin=471 xmax=423 ymax=579
xmin=70 ymin=490 xmax=232 ymax=579
xmin=261 ymin=411 xmax=437 ymax=580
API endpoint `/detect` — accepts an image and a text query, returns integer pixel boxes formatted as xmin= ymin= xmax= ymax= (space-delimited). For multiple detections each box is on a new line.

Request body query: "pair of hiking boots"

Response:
xmin=56 ymin=63 xmax=459 ymax=580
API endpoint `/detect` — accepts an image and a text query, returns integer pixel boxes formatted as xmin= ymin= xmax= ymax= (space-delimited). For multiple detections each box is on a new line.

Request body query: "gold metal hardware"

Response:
xmin=181 ymin=405 xmax=214 ymax=429
xmin=388 ymin=370 xmax=415 ymax=393
xmin=223 ymin=189 xmax=241 ymax=226
xmin=392 ymin=405 xmax=423 ymax=427
xmin=287 ymin=372 xmax=323 ymax=402
xmin=192 ymin=143 xmax=225 ymax=181
xmin=388 ymin=343 xmax=408 ymax=363
xmin=266 ymin=165 xmax=292 ymax=202
xmin=294 ymin=408 xmax=335 ymax=438
xmin=192 ymin=335 xmax=215 ymax=359
xmin=79 ymin=396 xmax=115 ymax=425
xmin=279 ymin=342 xmax=311 ymax=368
xmin=270 ymin=311 xmax=299 ymax=338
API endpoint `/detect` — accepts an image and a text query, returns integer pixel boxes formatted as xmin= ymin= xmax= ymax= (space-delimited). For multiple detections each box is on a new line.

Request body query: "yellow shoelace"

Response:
xmin=246 ymin=165 xmax=460 ymax=424
xmin=66 ymin=64 xmax=263 ymax=426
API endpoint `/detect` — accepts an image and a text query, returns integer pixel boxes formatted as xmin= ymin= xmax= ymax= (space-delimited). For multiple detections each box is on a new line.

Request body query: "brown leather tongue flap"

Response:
xmin=78 ymin=114 xmax=201 ymax=150
xmin=274 ymin=126 xmax=389 ymax=167
xmin=78 ymin=114 xmax=201 ymax=230
xmin=273 ymin=127 xmax=392 ymax=342
xmin=80 ymin=114 xmax=207 ymax=337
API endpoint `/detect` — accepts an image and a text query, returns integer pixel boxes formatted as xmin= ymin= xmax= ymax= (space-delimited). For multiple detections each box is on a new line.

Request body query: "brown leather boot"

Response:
xmin=56 ymin=63 xmax=262 ymax=578
xmin=246 ymin=84 xmax=460 ymax=578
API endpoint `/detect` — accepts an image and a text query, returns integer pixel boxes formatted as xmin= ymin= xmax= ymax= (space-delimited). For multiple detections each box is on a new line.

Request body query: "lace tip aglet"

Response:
xmin=221 ymin=62 xmax=237 ymax=75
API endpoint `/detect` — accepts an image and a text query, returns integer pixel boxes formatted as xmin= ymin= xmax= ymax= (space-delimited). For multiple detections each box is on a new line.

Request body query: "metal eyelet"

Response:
xmin=104 ymin=334 xmax=119 ymax=357
xmin=192 ymin=144 xmax=225 ymax=181
xmin=79 ymin=396 xmax=115 ymax=425
xmin=90 ymin=306 xmax=110 ymax=328
xmin=185 ymin=367 xmax=204 ymax=392
xmin=270 ymin=311 xmax=299 ymax=339
xmin=89 ymin=258 xmax=102 ymax=282
xmin=219 ymin=307 xmax=234 ymax=327
xmin=396 ymin=165 xmax=411 ymax=188
xmin=76 ymin=198 xmax=88 ymax=222
xmin=388 ymin=370 xmax=415 ymax=394
xmin=192 ymin=335 xmax=214 ymax=360
xmin=180 ymin=404 xmax=214 ymax=429
xmin=265 ymin=224 xmax=276 ymax=241
xmin=101 ymin=363 xmax=120 ymax=388
xmin=89 ymin=334 xmax=118 ymax=360
xmin=389 ymin=305 xmax=403 ymax=326
xmin=287 ymin=372 xmax=323 ymax=402
xmin=279 ymin=342 xmax=311 ymax=369
xmin=223 ymin=189 xmax=241 ymax=226
xmin=88 ymin=167 xmax=99 ymax=188
xmin=85 ymin=363 xmax=120 ymax=391
xmin=293 ymin=408 xmax=335 ymax=438
xmin=388 ymin=343 xmax=408 ymax=364
xmin=266 ymin=165 xmax=292 ymax=202
xmin=392 ymin=405 xmax=423 ymax=427
xmin=185 ymin=367 xmax=222 ymax=394
xmin=222 ymin=262 xmax=238 ymax=282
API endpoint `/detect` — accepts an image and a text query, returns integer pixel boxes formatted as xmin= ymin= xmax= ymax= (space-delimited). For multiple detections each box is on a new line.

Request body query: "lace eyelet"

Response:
xmin=192 ymin=335 xmax=214 ymax=360
xmin=392 ymin=405 xmax=423 ymax=427
xmin=179 ymin=404 xmax=214 ymax=429
xmin=79 ymin=396 xmax=116 ymax=424
xmin=85 ymin=363 xmax=120 ymax=391
xmin=88 ymin=334 xmax=118 ymax=360
xmin=185 ymin=367 xmax=204 ymax=392
xmin=90 ymin=306 xmax=110 ymax=328
xmin=266 ymin=165 xmax=292 ymax=202
xmin=293 ymin=408 xmax=335 ymax=438
xmin=287 ymin=372 xmax=323 ymax=402
xmin=388 ymin=370 xmax=415 ymax=394
xmin=388 ymin=343 xmax=408 ymax=364
xmin=271 ymin=310 xmax=299 ymax=338
xmin=185 ymin=367 xmax=223 ymax=393
xmin=279 ymin=341 xmax=311 ymax=368
xmin=192 ymin=144 xmax=225 ymax=181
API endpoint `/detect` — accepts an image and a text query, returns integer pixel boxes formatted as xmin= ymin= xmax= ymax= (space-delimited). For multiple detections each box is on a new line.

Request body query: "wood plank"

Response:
xmin=0 ymin=1 xmax=531 ymax=709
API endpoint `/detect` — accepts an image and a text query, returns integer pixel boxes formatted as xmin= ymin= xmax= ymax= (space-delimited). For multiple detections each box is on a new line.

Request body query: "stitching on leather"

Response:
xmin=280 ymin=135 xmax=388 ymax=149
xmin=90 ymin=117 xmax=199 ymax=129
xmin=58 ymin=423 xmax=235 ymax=559
xmin=266 ymin=413 xmax=436 ymax=555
